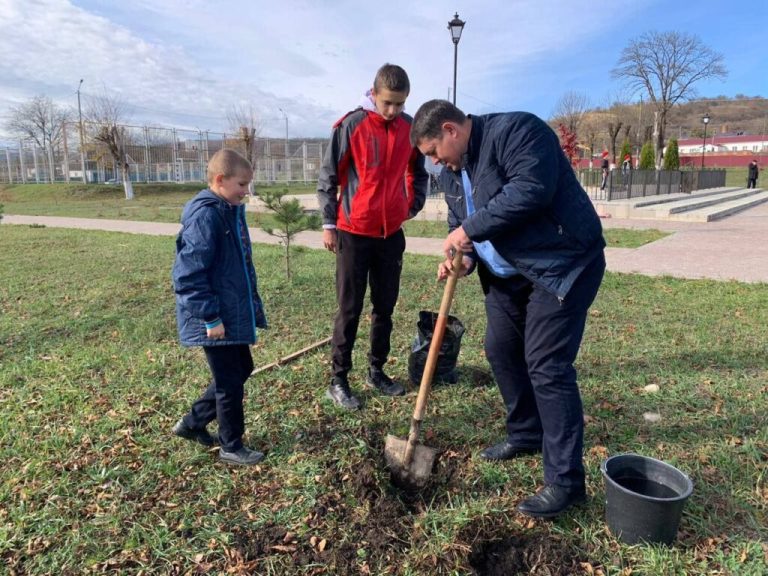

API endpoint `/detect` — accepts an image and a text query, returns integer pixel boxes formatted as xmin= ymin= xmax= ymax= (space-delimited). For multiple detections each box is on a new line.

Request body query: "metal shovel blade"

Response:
xmin=384 ymin=434 xmax=437 ymax=489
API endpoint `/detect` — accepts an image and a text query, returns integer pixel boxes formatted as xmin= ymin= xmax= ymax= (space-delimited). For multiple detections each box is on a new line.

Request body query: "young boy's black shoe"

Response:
xmin=325 ymin=376 xmax=361 ymax=410
xmin=366 ymin=367 xmax=405 ymax=396
xmin=172 ymin=418 xmax=217 ymax=447
xmin=219 ymin=446 xmax=264 ymax=466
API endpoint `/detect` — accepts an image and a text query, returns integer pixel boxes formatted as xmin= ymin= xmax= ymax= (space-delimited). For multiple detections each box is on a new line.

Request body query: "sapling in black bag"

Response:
xmin=407 ymin=310 xmax=465 ymax=385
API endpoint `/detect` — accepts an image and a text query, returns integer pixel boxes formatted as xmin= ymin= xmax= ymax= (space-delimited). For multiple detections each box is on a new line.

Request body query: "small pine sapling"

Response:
xmin=257 ymin=188 xmax=321 ymax=279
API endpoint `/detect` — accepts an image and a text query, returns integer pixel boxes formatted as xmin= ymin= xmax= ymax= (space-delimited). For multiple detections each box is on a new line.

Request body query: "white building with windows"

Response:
xmin=675 ymin=134 xmax=768 ymax=154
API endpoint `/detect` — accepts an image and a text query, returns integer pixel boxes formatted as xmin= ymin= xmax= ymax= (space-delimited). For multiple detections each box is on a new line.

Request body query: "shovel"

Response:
xmin=385 ymin=249 xmax=464 ymax=489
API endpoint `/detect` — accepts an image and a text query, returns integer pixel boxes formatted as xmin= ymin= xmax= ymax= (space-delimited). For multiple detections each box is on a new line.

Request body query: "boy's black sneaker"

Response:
xmin=219 ymin=446 xmax=264 ymax=466
xmin=325 ymin=376 xmax=361 ymax=410
xmin=172 ymin=418 xmax=217 ymax=447
xmin=366 ymin=367 xmax=405 ymax=396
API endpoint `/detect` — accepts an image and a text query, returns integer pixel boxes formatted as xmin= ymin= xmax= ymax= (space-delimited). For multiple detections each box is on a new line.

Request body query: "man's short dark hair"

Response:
xmin=410 ymin=100 xmax=467 ymax=146
xmin=373 ymin=63 xmax=410 ymax=94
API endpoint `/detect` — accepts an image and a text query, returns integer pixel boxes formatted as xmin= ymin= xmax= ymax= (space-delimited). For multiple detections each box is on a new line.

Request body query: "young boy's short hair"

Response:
xmin=207 ymin=149 xmax=252 ymax=185
xmin=373 ymin=63 xmax=410 ymax=94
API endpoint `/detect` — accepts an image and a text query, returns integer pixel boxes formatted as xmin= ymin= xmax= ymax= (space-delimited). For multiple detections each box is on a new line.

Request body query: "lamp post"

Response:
xmin=448 ymin=13 xmax=465 ymax=105
xmin=77 ymin=79 xmax=87 ymax=183
xmin=279 ymin=107 xmax=290 ymax=182
xmin=701 ymin=113 xmax=710 ymax=169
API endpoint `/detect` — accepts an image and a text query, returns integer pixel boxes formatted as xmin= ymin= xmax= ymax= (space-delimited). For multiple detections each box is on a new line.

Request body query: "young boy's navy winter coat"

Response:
xmin=172 ymin=190 xmax=267 ymax=346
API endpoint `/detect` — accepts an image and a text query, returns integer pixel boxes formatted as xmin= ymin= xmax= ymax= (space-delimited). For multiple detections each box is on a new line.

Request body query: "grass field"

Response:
xmin=0 ymin=184 xmax=668 ymax=250
xmin=1 ymin=223 xmax=766 ymax=575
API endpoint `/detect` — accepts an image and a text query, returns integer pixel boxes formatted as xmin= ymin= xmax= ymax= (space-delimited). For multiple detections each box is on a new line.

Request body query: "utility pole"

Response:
xmin=279 ymin=108 xmax=290 ymax=181
xmin=77 ymin=79 xmax=87 ymax=183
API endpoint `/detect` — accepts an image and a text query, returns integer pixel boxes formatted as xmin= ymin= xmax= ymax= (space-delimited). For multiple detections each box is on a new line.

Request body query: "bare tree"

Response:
xmin=551 ymin=91 xmax=590 ymax=135
xmin=580 ymin=113 xmax=602 ymax=168
xmin=85 ymin=93 xmax=134 ymax=199
xmin=227 ymin=104 xmax=261 ymax=193
xmin=612 ymin=30 xmax=727 ymax=168
xmin=606 ymin=119 xmax=623 ymax=166
xmin=5 ymin=95 xmax=70 ymax=181
xmin=5 ymin=95 xmax=69 ymax=150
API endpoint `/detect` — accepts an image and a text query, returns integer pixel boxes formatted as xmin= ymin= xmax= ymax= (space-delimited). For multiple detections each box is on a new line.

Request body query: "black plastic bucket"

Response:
xmin=601 ymin=453 xmax=693 ymax=545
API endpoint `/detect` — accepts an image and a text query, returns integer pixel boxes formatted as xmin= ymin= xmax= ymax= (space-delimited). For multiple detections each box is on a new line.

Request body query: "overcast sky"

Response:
xmin=0 ymin=0 xmax=765 ymax=139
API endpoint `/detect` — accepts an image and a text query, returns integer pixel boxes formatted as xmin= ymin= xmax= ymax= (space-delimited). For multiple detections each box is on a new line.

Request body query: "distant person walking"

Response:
xmin=600 ymin=150 xmax=610 ymax=191
xmin=747 ymin=159 xmax=759 ymax=189
xmin=621 ymin=154 xmax=632 ymax=176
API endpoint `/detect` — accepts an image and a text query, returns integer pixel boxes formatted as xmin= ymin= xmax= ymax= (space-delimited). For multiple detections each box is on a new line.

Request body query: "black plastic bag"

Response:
xmin=407 ymin=310 xmax=465 ymax=385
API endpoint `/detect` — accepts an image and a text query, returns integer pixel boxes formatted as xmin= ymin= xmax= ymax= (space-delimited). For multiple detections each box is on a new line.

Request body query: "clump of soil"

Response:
xmin=460 ymin=517 xmax=589 ymax=576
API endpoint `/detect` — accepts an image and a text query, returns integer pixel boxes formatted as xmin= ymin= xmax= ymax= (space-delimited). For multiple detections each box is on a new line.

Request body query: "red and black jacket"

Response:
xmin=317 ymin=108 xmax=428 ymax=238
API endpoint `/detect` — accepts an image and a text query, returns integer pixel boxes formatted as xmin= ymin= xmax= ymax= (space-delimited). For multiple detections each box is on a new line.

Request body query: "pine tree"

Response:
xmin=619 ymin=140 xmax=632 ymax=165
xmin=257 ymin=188 xmax=321 ymax=280
xmin=639 ymin=142 xmax=655 ymax=170
xmin=663 ymin=138 xmax=680 ymax=170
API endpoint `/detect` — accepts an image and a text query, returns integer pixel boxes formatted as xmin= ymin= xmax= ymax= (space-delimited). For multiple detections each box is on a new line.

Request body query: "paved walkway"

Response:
xmin=4 ymin=203 xmax=768 ymax=283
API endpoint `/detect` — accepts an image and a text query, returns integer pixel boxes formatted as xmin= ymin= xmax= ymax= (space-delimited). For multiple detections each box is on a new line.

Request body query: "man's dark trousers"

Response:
xmin=184 ymin=344 xmax=253 ymax=452
xmin=481 ymin=253 xmax=605 ymax=488
xmin=331 ymin=228 xmax=405 ymax=378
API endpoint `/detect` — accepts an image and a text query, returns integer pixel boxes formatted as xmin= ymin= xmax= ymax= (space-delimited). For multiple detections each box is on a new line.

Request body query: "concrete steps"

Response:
xmin=670 ymin=190 xmax=768 ymax=222
xmin=595 ymin=187 xmax=767 ymax=221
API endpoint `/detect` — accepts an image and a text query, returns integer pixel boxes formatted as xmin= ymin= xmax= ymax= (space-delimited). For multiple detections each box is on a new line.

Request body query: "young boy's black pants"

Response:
xmin=183 ymin=344 xmax=253 ymax=452
xmin=331 ymin=228 xmax=405 ymax=379
xmin=480 ymin=253 xmax=605 ymax=489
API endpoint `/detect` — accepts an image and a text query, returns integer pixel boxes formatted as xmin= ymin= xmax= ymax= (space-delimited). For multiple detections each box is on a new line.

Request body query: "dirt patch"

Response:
xmin=231 ymin=523 xmax=323 ymax=572
xmin=459 ymin=514 xmax=589 ymax=576
xmin=469 ymin=532 xmax=584 ymax=575
xmin=460 ymin=365 xmax=495 ymax=388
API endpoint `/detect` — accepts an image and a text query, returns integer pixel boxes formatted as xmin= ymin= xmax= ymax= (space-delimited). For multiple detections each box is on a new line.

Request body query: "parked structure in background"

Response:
xmin=0 ymin=121 xmax=329 ymax=185
xmin=670 ymin=133 xmax=768 ymax=167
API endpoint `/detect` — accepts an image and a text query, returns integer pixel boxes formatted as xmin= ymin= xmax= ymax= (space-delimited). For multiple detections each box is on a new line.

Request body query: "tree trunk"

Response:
xmin=122 ymin=164 xmax=134 ymax=200
xmin=653 ymin=110 xmax=667 ymax=170
xmin=284 ymin=236 xmax=291 ymax=280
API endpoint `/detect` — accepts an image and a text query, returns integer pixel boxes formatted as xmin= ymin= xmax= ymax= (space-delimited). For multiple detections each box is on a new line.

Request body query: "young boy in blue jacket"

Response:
xmin=171 ymin=149 xmax=268 ymax=466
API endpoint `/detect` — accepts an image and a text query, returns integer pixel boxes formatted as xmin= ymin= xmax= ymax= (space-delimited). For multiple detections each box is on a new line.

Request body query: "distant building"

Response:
xmin=667 ymin=134 xmax=767 ymax=167
xmin=675 ymin=134 xmax=768 ymax=154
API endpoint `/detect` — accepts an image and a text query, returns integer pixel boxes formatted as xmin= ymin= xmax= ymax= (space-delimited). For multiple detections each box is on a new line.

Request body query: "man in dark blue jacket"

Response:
xmin=411 ymin=100 xmax=606 ymax=518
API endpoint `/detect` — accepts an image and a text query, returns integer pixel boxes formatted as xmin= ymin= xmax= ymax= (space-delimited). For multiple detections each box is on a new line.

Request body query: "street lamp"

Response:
xmin=279 ymin=107 xmax=290 ymax=181
xmin=701 ymin=113 xmax=710 ymax=169
xmin=448 ymin=12 xmax=465 ymax=105
xmin=77 ymin=79 xmax=87 ymax=183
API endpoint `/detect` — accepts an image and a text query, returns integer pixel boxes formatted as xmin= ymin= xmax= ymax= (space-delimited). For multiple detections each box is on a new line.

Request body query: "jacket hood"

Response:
xmin=358 ymin=89 xmax=376 ymax=112
xmin=181 ymin=189 xmax=233 ymax=222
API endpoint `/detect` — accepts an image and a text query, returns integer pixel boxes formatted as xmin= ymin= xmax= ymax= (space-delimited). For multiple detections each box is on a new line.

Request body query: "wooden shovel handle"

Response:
xmin=403 ymin=250 xmax=463 ymax=465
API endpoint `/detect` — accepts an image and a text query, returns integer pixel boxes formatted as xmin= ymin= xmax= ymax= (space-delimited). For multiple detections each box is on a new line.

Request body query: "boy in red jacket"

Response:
xmin=317 ymin=63 xmax=428 ymax=409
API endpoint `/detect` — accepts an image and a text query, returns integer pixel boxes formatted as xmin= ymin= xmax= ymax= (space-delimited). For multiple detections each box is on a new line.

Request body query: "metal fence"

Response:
xmin=578 ymin=168 xmax=727 ymax=201
xmin=0 ymin=122 xmax=329 ymax=185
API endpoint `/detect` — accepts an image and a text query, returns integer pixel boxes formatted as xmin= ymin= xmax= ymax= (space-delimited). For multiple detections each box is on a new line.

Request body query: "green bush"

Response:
xmin=639 ymin=141 xmax=656 ymax=170
xmin=663 ymin=138 xmax=680 ymax=170
xmin=619 ymin=139 xmax=632 ymax=165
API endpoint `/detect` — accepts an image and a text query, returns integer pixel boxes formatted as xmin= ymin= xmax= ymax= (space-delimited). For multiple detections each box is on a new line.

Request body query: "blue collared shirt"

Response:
xmin=462 ymin=169 xmax=518 ymax=278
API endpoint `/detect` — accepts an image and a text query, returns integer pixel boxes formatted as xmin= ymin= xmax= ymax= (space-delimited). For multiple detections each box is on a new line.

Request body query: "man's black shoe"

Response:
xmin=172 ymin=418 xmax=217 ymax=447
xmin=325 ymin=376 xmax=361 ymax=410
xmin=479 ymin=441 xmax=540 ymax=461
xmin=366 ymin=367 xmax=405 ymax=396
xmin=516 ymin=484 xmax=587 ymax=518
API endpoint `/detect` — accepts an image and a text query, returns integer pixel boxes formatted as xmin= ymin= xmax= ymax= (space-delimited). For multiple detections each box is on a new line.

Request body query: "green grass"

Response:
xmin=0 ymin=183 xmax=317 ymax=226
xmin=405 ymin=219 xmax=669 ymax=248
xmin=2 ymin=184 xmax=670 ymax=250
xmin=1 ymin=223 xmax=766 ymax=575
xmin=723 ymin=167 xmax=756 ymax=188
